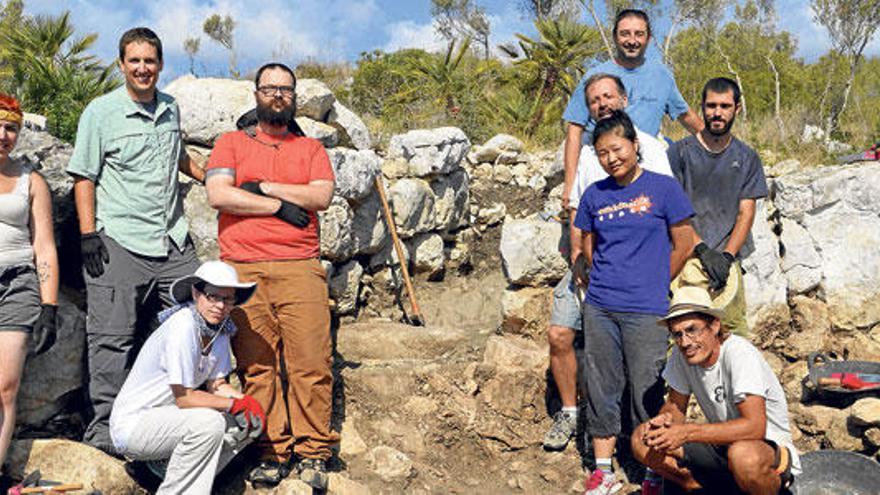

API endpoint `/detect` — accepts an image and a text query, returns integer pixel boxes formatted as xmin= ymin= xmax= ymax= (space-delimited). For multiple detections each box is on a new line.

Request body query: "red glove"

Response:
xmin=229 ymin=395 xmax=266 ymax=431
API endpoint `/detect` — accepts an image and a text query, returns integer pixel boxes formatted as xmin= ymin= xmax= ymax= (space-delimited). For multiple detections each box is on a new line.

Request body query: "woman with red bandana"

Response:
xmin=0 ymin=94 xmax=59 ymax=481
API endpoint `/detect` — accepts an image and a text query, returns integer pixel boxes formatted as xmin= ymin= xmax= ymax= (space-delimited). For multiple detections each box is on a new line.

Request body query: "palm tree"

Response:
xmin=394 ymin=37 xmax=473 ymax=117
xmin=507 ymin=17 xmax=603 ymax=135
xmin=0 ymin=10 xmax=119 ymax=140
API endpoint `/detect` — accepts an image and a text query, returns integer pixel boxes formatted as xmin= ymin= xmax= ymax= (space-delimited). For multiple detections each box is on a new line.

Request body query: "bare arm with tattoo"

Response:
xmin=29 ymin=172 xmax=58 ymax=305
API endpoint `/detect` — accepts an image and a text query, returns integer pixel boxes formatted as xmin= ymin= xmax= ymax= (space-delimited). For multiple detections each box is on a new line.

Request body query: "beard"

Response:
xmin=256 ymin=100 xmax=296 ymax=127
xmin=615 ymin=44 xmax=646 ymax=63
xmin=704 ymin=114 xmax=736 ymax=136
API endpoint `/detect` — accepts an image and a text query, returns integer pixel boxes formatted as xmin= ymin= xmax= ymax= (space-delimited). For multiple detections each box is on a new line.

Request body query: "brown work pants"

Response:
xmin=229 ymin=259 xmax=339 ymax=461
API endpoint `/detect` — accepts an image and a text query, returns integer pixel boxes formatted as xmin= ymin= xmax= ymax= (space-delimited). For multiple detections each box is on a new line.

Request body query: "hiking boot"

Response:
xmin=296 ymin=457 xmax=329 ymax=490
xmin=247 ymin=460 xmax=290 ymax=487
xmin=583 ymin=469 xmax=622 ymax=495
xmin=543 ymin=410 xmax=577 ymax=450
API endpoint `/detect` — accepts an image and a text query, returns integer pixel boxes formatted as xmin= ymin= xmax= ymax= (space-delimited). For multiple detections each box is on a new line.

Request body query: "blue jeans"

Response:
xmin=582 ymin=303 xmax=668 ymax=437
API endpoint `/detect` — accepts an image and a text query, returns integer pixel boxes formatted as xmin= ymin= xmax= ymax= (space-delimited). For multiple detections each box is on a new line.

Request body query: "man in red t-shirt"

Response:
xmin=205 ymin=62 xmax=338 ymax=489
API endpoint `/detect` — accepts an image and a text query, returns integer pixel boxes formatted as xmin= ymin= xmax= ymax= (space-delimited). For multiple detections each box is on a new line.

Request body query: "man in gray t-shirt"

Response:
xmin=667 ymin=78 xmax=768 ymax=336
xmin=631 ymin=286 xmax=799 ymax=494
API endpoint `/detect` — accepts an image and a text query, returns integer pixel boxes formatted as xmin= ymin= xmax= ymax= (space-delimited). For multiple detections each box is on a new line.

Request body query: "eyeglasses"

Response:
xmin=670 ymin=323 xmax=709 ymax=343
xmin=257 ymin=85 xmax=295 ymax=98
xmin=199 ymin=289 xmax=236 ymax=306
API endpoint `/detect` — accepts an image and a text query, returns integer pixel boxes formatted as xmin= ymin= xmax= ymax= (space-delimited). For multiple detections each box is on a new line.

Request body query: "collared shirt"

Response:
xmin=563 ymin=56 xmax=690 ymax=139
xmin=67 ymin=85 xmax=188 ymax=257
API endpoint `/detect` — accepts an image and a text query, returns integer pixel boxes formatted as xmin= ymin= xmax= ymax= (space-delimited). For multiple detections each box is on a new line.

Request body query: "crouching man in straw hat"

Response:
xmin=631 ymin=285 xmax=800 ymax=494
xmin=109 ymin=260 xmax=265 ymax=494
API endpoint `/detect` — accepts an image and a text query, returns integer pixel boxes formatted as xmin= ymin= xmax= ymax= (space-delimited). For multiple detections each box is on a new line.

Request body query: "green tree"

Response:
xmin=395 ymin=37 xmax=474 ymax=117
xmin=431 ymin=0 xmax=491 ymax=59
xmin=183 ymin=36 xmax=200 ymax=76
xmin=0 ymin=9 xmax=119 ymax=141
xmin=811 ymin=0 xmax=880 ymax=135
xmin=506 ymin=17 xmax=602 ymax=135
xmin=203 ymin=13 xmax=237 ymax=77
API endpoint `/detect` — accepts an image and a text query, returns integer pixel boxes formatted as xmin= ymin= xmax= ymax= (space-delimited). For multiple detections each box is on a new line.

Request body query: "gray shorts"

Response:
xmin=549 ymin=270 xmax=583 ymax=331
xmin=0 ymin=265 xmax=40 ymax=333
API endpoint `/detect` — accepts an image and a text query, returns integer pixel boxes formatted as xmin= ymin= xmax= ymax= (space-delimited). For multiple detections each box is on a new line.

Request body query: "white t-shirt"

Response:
xmin=569 ymin=127 xmax=672 ymax=207
xmin=109 ymin=307 xmax=232 ymax=450
xmin=663 ymin=335 xmax=801 ymax=474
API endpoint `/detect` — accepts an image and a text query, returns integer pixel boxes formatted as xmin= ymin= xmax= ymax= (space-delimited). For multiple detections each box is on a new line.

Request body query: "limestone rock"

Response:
xmin=477 ymin=203 xmax=507 ymax=226
xmin=367 ymin=445 xmax=413 ymax=481
xmin=430 ymin=169 xmax=470 ymax=232
xmin=780 ymin=218 xmax=821 ymax=294
xmin=327 ymin=100 xmax=372 ymax=150
xmin=492 ymin=164 xmax=513 ymax=184
xmin=7 ymin=439 xmax=144 ymax=494
xmin=381 ymin=159 xmax=409 ymax=180
xmin=319 ymin=196 xmax=354 ymax=261
xmin=295 ymin=116 xmax=338 ymax=148
xmin=500 ymin=287 xmax=553 ymax=341
xmin=407 ymin=233 xmax=445 ymax=277
xmin=472 ymin=134 xmax=524 ymax=163
xmin=328 ymin=474 xmax=373 ymax=495
xmin=296 ymin=78 xmax=336 ymax=121
xmin=803 ymin=201 xmax=880 ymax=329
xmin=741 ymin=199 xmax=788 ymax=329
xmin=500 ymin=215 xmax=568 ymax=286
xmin=794 ymin=404 xmax=863 ymax=451
xmin=328 ymin=148 xmax=382 ymax=201
xmin=350 ymin=190 xmax=389 ymax=256
xmin=17 ymin=290 xmax=85 ymax=427
xmin=387 ymin=127 xmax=470 ymax=177
xmin=329 ymin=260 xmax=363 ymax=315
xmin=181 ymin=180 xmax=218 ymax=260
xmin=368 ymin=239 xmax=410 ymax=271
xmin=481 ymin=335 xmax=546 ymax=375
xmin=164 ymin=75 xmax=253 ymax=146
xmin=388 ymin=178 xmax=437 ymax=238
xmin=542 ymin=142 xmax=565 ymax=180
xmin=340 ymin=415 xmax=369 ymax=457
xmin=851 ymin=398 xmax=880 ymax=427
xmin=786 ymin=296 xmax=830 ymax=360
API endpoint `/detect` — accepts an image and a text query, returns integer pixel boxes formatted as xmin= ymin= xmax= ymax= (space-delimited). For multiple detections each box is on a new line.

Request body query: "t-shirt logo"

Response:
xmin=714 ymin=385 xmax=726 ymax=403
xmin=597 ymin=194 xmax=654 ymax=222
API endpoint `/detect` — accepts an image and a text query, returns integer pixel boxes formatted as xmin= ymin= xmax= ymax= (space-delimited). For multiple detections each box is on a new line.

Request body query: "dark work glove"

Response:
xmin=572 ymin=253 xmax=591 ymax=288
xmin=32 ymin=303 xmax=57 ymax=355
xmin=275 ymin=200 xmax=310 ymax=228
xmin=240 ymin=181 xmax=263 ymax=196
xmin=694 ymin=242 xmax=734 ymax=291
xmin=81 ymin=232 xmax=109 ymax=278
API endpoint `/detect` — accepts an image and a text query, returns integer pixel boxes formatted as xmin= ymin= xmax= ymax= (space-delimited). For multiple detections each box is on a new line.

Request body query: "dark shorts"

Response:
xmin=0 ymin=264 xmax=41 ymax=333
xmin=680 ymin=441 xmax=794 ymax=493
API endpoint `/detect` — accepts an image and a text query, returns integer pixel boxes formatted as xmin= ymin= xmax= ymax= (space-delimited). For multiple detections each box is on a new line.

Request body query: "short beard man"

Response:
xmin=256 ymin=99 xmax=295 ymax=127
xmin=704 ymin=112 xmax=735 ymax=137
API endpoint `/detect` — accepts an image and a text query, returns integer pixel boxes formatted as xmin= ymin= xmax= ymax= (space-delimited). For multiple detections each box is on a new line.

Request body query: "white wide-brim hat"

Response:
xmin=170 ymin=260 xmax=256 ymax=306
xmin=657 ymin=285 xmax=726 ymax=326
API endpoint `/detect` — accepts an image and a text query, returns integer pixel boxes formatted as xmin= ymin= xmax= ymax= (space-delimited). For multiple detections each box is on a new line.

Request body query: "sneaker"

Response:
xmin=543 ymin=410 xmax=578 ymax=450
xmin=247 ymin=460 xmax=290 ymax=487
xmin=295 ymin=457 xmax=329 ymax=490
xmin=641 ymin=478 xmax=662 ymax=495
xmin=583 ymin=469 xmax=622 ymax=495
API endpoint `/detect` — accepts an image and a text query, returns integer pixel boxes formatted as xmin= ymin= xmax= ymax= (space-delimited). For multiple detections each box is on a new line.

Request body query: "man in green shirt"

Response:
xmin=67 ymin=27 xmax=205 ymax=454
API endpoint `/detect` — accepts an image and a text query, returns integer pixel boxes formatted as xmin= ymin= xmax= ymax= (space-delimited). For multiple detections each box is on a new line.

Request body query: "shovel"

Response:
xmin=374 ymin=176 xmax=425 ymax=327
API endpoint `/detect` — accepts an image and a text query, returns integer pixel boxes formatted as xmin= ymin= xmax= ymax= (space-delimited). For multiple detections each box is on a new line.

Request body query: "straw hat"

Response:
xmin=169 ymin=261 xmax=256 ymax=306
xmin=657 ymin=285 xmax=725 ymax=326
xmin=670 ymin=257 xmax=740 ymax=310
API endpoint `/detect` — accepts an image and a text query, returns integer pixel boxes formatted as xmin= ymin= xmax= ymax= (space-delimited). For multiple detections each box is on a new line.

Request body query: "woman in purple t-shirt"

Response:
xmin=572 ymin=110 xmax=695 ymax=493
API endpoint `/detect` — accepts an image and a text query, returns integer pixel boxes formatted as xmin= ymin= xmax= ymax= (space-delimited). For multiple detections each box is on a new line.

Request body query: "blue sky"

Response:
xmin=21 ymin=0 xmax=880 ymax=85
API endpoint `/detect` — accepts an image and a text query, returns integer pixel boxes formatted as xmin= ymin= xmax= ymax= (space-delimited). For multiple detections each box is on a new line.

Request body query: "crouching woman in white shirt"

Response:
xmin=110 ymin=261 xmax=265 ymax=494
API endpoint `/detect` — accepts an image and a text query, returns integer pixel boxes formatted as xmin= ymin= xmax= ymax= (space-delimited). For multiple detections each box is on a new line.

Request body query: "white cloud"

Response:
xmin=384 ymin=20 xmax=447 ymax=53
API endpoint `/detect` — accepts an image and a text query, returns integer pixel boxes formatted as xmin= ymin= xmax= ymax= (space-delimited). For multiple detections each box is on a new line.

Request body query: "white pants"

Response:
xmin=122 ymin=407 xmax=251 ymax=495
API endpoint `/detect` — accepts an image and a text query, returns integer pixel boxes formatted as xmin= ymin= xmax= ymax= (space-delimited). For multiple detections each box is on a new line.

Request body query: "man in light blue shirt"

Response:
xmin=67 ymin=27 xmax=206 ymax=454
xmin=560 ymin=9 xmax=703 ymax=210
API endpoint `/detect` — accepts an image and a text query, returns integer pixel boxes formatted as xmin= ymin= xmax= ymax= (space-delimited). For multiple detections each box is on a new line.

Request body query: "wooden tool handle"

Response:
xmin=374 ymin=176 xmax=424 ymax=321
xmin=20 ymin=484 xmax=84 ymax=494
xmin=818 ymin=377 xmax=842 ymax=387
